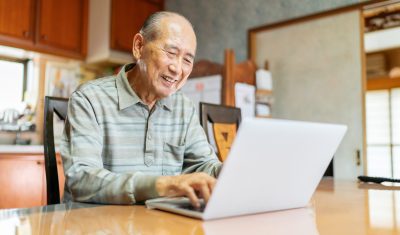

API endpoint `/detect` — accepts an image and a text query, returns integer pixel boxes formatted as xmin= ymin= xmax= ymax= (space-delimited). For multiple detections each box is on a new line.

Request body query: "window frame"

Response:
xmin=0 ymin=56 xmax=29 ymax=102
xmin=366 ymin=77 xmax=400 ymax=177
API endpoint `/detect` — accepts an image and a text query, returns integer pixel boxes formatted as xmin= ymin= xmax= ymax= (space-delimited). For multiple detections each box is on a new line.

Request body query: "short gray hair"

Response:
xmin=139 ymin=11 xmax=193 ymax=41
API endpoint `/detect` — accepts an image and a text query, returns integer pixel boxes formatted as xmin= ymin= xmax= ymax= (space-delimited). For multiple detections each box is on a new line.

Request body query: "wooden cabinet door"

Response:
xmin=0 ymin=155 xmax=46 ymax=209
xmin=36 ymin=0 xmax=88 ymax=56
xmin=0 ymin=0 xmax=36 ymax=46
xmin=110 ymin=0 xmax=163 ymax=52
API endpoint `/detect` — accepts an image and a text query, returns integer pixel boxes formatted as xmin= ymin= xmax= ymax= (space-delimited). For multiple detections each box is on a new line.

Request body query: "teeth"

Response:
xmin=163 ymin=76 xmax=175 ymax=83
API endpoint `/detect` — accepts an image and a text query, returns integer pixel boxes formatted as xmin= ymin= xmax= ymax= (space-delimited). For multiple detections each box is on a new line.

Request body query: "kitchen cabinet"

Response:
xmin=110 ymin=0 xmax=163 ymax=52
xmin=0 ymin=152 xmax=64 ymax=209
xmin=0 ymin=0 xmax=88 ymax=59
xmin=87 ymin=0 xmax=163 ymax=65
xmin=0 ymin=0 xmax=36 ymax=47
xmin=36 ymin=0 xmax=88 ymax=58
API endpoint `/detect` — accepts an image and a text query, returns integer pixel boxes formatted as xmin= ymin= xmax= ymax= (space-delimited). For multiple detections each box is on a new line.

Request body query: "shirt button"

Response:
xmin=144 ymin=156 xmax=154 ymax=166
xmin=147 ymin=134 xmax=152 ymax=140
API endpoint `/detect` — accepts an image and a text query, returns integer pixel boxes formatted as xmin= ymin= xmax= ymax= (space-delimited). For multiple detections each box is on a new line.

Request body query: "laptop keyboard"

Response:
xmin=178 ymin=203 xmax=206 ymax=212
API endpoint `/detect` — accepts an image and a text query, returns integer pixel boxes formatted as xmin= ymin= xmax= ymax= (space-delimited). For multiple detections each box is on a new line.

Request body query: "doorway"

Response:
xmin=364 ymin=1 xmax=400 ymax=178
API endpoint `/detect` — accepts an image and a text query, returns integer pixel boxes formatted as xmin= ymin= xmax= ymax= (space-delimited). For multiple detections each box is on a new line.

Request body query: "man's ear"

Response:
xmin=132 ymin=33 xmax=144 ymax=61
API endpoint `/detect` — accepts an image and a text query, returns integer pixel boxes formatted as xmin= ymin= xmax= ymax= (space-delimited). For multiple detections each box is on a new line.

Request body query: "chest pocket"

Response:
xmin=163 ymin=142 xmax=185 ymax=175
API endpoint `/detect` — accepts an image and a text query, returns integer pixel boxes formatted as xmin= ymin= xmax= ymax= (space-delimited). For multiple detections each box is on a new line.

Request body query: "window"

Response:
xmin=366 ymin=89 xmax=400 ymax=178
xmin=0 ymin=58 xmax=28 ymax=112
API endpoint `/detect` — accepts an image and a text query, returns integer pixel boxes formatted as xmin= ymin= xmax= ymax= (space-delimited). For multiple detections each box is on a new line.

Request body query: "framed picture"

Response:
xmin=45 ymin=61 xmax=81 ymax=98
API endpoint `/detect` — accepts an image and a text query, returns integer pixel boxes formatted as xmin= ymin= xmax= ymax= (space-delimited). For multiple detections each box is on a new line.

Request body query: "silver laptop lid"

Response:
xmin=203 ymin=118 xmax=347 ymax=220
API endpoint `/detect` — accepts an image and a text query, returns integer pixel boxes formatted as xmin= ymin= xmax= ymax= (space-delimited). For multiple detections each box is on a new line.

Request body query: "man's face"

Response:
xmin=134 ymin=16 xmax=197 ymax=99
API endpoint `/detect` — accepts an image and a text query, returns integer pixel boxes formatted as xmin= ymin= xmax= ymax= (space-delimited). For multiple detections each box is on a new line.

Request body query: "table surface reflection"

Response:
xmin=1 ymin=178 xmax=400 ymax=235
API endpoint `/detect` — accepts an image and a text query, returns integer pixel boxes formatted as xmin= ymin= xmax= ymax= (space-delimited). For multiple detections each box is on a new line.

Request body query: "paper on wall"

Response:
xmin=256 ymin=69 xmax=273 ymax=90
xmin=235 ymin=83 xmax=255 ymax=118
xmin=180 ymin=75 xmax=222 ymax=113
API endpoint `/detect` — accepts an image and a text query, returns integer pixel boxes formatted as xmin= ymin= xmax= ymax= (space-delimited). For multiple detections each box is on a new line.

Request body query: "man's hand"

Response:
xmin=155 ymin=172 xmax=216 ymax=208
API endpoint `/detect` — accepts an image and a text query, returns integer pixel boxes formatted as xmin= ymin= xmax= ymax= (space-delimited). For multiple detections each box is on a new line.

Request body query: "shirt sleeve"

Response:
xmin=181 ymin=106 xmax=223 ymax=177
xmin=60 ymin=91 xmax=159 ymax=204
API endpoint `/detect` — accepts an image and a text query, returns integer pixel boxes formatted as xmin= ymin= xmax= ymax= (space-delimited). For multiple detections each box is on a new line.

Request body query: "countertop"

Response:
xmin=0 ymin=145 xmax=44 ymax=154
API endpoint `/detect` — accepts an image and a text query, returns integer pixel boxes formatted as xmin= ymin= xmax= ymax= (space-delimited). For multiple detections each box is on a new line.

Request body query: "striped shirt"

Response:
xmin=60 ymin=63 xmax=222 ymax=204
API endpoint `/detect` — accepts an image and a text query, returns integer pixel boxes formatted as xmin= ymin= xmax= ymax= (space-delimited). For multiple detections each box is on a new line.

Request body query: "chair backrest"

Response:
xmin=199 ymin=102 xmax=241 ymax=162
xmin=43 ymin=96 xmax=68 ymax=204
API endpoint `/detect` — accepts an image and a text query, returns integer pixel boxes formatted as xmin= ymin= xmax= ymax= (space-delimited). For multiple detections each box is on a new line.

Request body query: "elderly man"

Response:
xmin=60 ymin=11 xmax=222 ymax=208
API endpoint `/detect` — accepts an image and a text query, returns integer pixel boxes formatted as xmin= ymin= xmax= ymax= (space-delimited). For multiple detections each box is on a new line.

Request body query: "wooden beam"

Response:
xmin=367 ymin=76 xmax=400 ymax=90
xmin=223 ymin=49 xmax=235 ymax=106
xmin=359 ymin=10 xmax=368 ymax=176
xmin=247 ymin=0 xmax=386 ymax=60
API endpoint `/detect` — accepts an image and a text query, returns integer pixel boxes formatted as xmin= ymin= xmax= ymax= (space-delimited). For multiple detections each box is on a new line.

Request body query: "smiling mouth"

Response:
xmin=161 ymin=75 xmax=178 ymax=86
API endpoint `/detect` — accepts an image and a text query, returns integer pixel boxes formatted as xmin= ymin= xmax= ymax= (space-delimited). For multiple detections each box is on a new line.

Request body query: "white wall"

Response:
xmin=254 ymin=10 xmax=364 ymax=179
xmin=166 ymin=0 xmax=365 ymax=63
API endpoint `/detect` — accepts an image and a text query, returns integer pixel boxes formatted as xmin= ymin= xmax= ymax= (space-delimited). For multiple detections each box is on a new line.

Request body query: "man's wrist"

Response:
xmin=155 ymin=175 xmax=172 ymax=196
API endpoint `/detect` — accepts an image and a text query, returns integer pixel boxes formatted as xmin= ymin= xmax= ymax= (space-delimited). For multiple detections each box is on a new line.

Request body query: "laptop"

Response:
xmin=146 ymin=118 xmax=347 ymax=220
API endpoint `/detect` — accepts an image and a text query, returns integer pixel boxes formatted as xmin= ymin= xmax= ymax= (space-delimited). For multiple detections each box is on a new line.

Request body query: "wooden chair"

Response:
xmin=43 ymin=96 xmax=68 ymax=204
xmin=188 ymin=49 xmax=256 ymax=161
xmin=222 ymin=49 xmax=257 ymax=106
xmin=189 ymin=49 xmax=258 ymax=107
xmin=199 ymin=102 xmax=241 ymax=162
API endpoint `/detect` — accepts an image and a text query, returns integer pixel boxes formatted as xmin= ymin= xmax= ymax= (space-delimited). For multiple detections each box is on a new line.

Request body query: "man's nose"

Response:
xmin=168 ymin=58 xmax=182 ymax=76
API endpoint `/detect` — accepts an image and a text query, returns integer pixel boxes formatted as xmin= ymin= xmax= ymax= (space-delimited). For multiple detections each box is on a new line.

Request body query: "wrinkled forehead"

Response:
xmin=157 ymin=16 xmax=197 ymax=54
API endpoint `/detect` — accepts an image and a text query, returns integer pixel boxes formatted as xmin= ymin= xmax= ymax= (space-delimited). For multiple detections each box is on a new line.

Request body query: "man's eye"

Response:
xmin=184 ymin=58 xmax=193 ymax=64
xmin=167 ymin=51 xmax=176 ymax=56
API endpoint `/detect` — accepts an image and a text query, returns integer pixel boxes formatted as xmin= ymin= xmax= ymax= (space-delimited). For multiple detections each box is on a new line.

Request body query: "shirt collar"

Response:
xmin=116 ymin=63 xmax=141 ymax=110
xmin=116 ymin=63 xmax=173 ymax=111
xmin=157 ymin=95 xmax=172 ymax=111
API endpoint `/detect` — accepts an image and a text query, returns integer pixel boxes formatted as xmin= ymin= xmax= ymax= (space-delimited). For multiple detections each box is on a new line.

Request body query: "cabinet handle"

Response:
xmin=36 ymin=161 xmax=42 ymax=165
xmin=22 ymin=31 xmax=30 ymax=37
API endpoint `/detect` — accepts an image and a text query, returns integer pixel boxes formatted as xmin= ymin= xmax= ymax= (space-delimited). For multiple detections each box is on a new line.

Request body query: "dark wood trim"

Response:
xmin=248 ymin=33 xmax=254 ymax=61
xmin=34 ymin=44 xmax=86 ymax=60
xmin=0 ymin=34 xmax=36 ymax=49
xmin=0 ymin=37 xmax=85 ymax=60
xmin=81 ymin=0 xmax=89 ymax=57
xmin=247 ymin=30 xmax=256 ymax=62
xmin=110 ymin=0 xmax=117 ymax=50
xmin=223 ymin=49 xmax=235 ymax=106
xmin=0 ymin=56 xmax=27 ymax=63
xmin=359 ymin=10 xmax=368 ymax=175
xmin=35 ymin=0 xmax=42 ymax=48
xmin=22 ymin=59 xmax=29 ymax=101
xmin=367 ymin=76 xmax=400 ymax=90
xmin=247 ymin=0 xmax=386 ymax=60
xmin=29 ymin=0 xmax=37 ymax=42
xmin=0 ymin=154 xmax=44 ymax=161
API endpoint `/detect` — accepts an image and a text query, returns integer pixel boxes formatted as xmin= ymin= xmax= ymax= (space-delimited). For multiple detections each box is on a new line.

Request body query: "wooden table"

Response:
xmin=1 ymin=178 xmax=400 ymax=235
